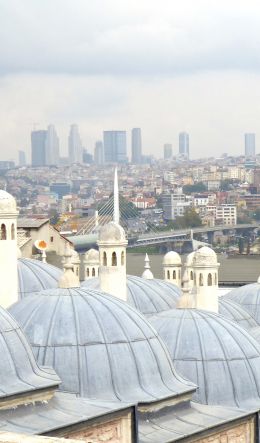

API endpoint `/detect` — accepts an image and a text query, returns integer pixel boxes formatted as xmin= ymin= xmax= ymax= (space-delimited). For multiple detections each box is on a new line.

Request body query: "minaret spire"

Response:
xmin=113 ymin=167 xmax=120 ymax=224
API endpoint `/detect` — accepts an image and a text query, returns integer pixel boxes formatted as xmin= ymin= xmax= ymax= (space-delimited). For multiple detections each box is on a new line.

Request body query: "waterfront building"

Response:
xmin=103 ymin=130 xmax=127 ymax=163
xmin=31 ymin=130 xmax=47 ymax=166
xmin=131 ymin=128 xmax=142 ymax=164
xmin=68 ymin=124 xmax=83 ymax=164
xmin=179 ymin=132 xmax=189 ymax=158
xmin=164 ymin=143 xmax=172 ymax=159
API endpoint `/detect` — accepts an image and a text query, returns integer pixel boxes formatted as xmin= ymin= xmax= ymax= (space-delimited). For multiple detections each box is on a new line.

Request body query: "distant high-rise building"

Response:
xmin=18 ymin=150 xmax=26 ymax=166
xmin=45 ymin=124 xmax=60 ymax=166
xmin=103 ymin=131 xmax=127 ymax=163
xmin=179 ymin=132 xmax=189 ymax=158
xmin=245 ymin=133 xmax=255 ymax=157
xmin=164 ymin=144 xmax=172 ymax=160
xmin=131 ymin=128 xmax=142 ymax=164
xmin=94 ymin=141 xmax=104 ymax=165
xmin=68 ymin=124 xmax=83 ymax=164
xmin=31 ymin=130 xmax=47 ymax=166
xmin=82 ymin=149 xmax=93 ymax=164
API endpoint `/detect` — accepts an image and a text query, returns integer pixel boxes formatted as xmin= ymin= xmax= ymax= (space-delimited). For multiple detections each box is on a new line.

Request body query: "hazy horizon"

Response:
xmin=1 ymin=0 xmax=260 ymax=161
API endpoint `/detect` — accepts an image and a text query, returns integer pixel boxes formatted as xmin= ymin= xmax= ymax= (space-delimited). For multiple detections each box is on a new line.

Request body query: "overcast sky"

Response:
xmin=1 ymin=0 xmax=260 ymax=161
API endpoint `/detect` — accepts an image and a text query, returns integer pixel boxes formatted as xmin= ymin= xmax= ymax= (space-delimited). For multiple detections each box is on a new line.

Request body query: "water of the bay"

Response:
xmin=126 ymin=253 xmax=260 ymax=283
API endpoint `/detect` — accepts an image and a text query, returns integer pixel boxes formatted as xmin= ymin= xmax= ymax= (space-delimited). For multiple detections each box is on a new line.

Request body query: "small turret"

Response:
xmin=162 ymin=251 xmax=182 ymax=287
xmin=141 ymin=254 xmax=154 ymax=280
xmin=192 ymin=246 xmax=219 ymax=312
xmin=84 ymin=248 xmax=99 ymax=279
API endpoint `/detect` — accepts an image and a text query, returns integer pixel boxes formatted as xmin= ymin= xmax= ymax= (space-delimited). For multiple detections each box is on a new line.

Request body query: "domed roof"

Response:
xmin=18 ymin=258 xmax=63 ymax=298
xmin=98 ymin=221 xmax=126 ymax=243
xmin=186 ymin=251 xmax=195 ymax=266
xmin=219 ymin=299 xmax=258 ymax=330
xmin=224 ymin=283 xmax=260 ymax=324
xmin=250 ymin=326 xmax=260 ymax=343
xmin=84 ymin=248 xmax=99 ymax=263
xmin=9 ymin=288 xmax=194 ymax=403
xmin=193 ymin=246 xmax=218 ymax=266
xmin=163 ymin=251 xmax=182 ymax=266
xmin=0 ymin=190 xmax=17 ymax=213
xmin=0 ymin=305 xmax=59 ymax=402
xmin=149 ymin=309 xmax=260 ymax=408
xmin=82 ymin=275 xmax=180 ymax=315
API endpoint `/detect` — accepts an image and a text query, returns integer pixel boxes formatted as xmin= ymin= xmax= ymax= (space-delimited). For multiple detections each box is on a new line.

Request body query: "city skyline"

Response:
xmin=1 ymin=1 xmax=260 ymax=160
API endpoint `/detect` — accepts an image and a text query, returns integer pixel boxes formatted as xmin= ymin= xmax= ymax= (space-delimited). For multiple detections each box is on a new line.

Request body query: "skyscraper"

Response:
xmin=131 ymin=128 xmax=142 ymax=164
xmin=18 ymin=150 xmax=26 ymax=166
xmin=45 ymin=124 xmax=60 ymax=166
xmin=103 ymin=131 xmax=127 ymax=163
xmin=245 ymin=133 xmax=256 ymax=157
xmin=164 ymin=144 xmax=172 ymax=160
xmin=94 ymin=141 xmax=104 ymax=165
xmin=179 ymin=132 xmax=189 ymax=158
xmin=68 ymin=124 xmax=83 ymax=164
xmin=31 ymin=130 xmax=47 ymax=166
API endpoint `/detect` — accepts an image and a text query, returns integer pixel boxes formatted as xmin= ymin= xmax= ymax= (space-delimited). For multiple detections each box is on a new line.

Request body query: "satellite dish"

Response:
xmin=35 ymin=239 xmax=48 ymax=251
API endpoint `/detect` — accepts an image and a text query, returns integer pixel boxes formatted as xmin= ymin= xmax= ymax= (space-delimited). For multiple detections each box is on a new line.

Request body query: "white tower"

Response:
xmin=98 ymin=168 xmax=128 ymax=301
xmin=162 ymin=251 xmax=182 ymax=287
xmin=84 ymin=248 xmax=99 ymax=279
xmin=192 ymin=246 xmax=219 ymax=313
xmin=0 ymin=190 xmax=19 ymax=308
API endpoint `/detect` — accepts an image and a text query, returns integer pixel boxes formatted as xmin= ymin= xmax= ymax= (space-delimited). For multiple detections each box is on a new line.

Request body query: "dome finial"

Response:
xmin=141 ymin=253 xmax=154 ymax=280
xmin=113 ymin=167 xmax=120 ymax=224
xmin=59 ymin=245 xmax=80 ymax=289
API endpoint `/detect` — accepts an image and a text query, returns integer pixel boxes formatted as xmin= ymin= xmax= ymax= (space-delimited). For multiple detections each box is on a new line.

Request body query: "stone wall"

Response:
xmin=192 ymin=418 xmax=255 ymax=443
xmin=65 ymin=413 xmax=132 ymax=443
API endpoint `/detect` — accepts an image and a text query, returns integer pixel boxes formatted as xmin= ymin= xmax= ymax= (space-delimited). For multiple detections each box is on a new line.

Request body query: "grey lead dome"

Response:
xmin=9 ymin=287 xmax=194 ymax=403
xmin=0 ymin=305 xmax=59 ymax=399
xmin=81 ymin=275 xmax=180 ymax=315
xmin=224 ymin=283 xmax=260 ymax=324
xmin=18 ymin=258 xmax=62 ymax=298
xmin=219 ymin=298 xmax=258 ymax=330
xmin=149 ymin=309 xmax=260 ymax=408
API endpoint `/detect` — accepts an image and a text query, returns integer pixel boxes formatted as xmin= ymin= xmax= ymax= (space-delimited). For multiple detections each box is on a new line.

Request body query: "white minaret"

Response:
xmin=162 ymin=251 xmax=182 ymax=287
xmin=98 ymin=168 xmax=128 ymax=301
xmin=142 ymin=254 xmax=154 ymax=280
xmin=192 ymin=246 xmax=219 ymax=312
xmin=0 ymin=190 xmax=19 ymax=308
xmin=84 ymin=248 xmax=99 ymax=279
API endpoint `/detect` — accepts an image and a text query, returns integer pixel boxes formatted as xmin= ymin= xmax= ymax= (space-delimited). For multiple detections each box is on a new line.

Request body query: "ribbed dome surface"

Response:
xmin=219 ymin=299 xmax=258 ymax=330
xmin=9 ymin=288 xmax=193 ymax=403
xmin=82 ymin=275 xmax=180 ymax=315
xmin=0 ymin=306 xmax=59 ymax=399
xmin=18 ymin=258 xmax=62 ymax=298
xmin=149 ymin=309 xmax=260 ymax=408
xmin=224 ymin=283 xmax=260 ymax=324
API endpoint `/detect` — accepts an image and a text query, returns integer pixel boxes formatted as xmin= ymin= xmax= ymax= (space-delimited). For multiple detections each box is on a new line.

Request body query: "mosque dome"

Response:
xmin=82 ymin=275 xmax=180 ymax=315
xmin=98 ymin=221 xmax=126 ymax=243
xmin=149 ymin=309 xmax=260 ymax=408
xmin=163 ymin=251 xmax=182 ymax=266
xmin=84 ymin=248 xmax=99 ymax=263
xmin=192 ymin=246 xmax=218 ymax=266
xmin=224 ymin=283 xmax=260 ymax=324
xmin=18 ymin=258 xmax=62 ymax=298
xmin=9 ymin=288 xmax=194 ymax=403
xmin=219 ymin=298 xmax=258 ymax=330
xmin=0 ymin=190 xmax=17 ymax=213
xmin=0 ymin=305 xmax=59 ymax=403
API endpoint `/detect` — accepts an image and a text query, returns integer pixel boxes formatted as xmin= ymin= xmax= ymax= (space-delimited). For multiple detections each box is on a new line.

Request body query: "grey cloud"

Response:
xmin=1 ymin=0 xmax=260 ymax=76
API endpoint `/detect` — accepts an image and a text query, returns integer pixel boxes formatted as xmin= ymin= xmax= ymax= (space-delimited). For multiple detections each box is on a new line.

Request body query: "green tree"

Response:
xmin=183 ymin=182 xmax=207 ymax=194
